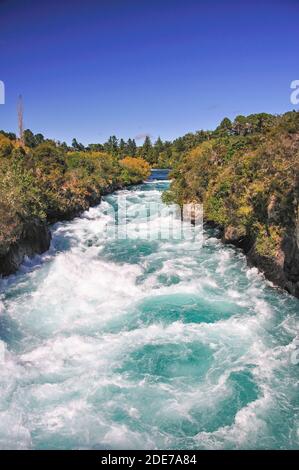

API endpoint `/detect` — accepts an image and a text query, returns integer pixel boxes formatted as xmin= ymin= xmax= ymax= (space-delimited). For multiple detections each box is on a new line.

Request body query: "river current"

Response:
xmin=0 ymin=170 xmax=298 ymax=449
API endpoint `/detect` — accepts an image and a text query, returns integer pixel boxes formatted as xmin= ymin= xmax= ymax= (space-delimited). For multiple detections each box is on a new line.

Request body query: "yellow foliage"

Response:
xmin=237 ymin=205 xmax=253 ymax=218
xmin=120 ymin=156 xmax=151 ymax=181
xmin=0 ymin=135 xmax=13 ymax=157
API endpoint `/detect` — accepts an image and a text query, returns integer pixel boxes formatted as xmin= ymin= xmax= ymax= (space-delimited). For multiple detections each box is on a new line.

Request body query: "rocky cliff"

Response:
xmin=163 ymin=111 xmax=299 ymax=298
xmin=222 ymin=216 xmax=299 ymax=298
xmin=0 ymin=181 xmax=140 ymax=277
xmin=0 ymin=219 xmax=51 ymax=276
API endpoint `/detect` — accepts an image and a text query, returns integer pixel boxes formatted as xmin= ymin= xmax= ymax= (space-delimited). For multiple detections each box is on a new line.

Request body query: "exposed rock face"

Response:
xmin=0 ymin=181 xmax=137 ymax=278
xmin=0 ymin=219 xmax=51 ymax=276
xmin=246 ymin=232 xmax=299 ymax=298
xmin=221 ymin=210 xmax=299 ymax=298
xmin=280 ymin=222 xmax=299 ymax=297
xmin=222 ymin=225 xmax=254 ymax=253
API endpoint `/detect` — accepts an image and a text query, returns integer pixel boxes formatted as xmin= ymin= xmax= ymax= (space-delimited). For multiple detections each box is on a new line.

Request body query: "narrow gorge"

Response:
xmin=0 ymin=171 xmax=298 ymax=449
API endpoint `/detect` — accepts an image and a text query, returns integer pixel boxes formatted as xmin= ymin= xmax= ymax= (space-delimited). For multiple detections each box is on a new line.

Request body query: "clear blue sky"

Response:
xmin=0 ymin=0 xmax=298 ymax=144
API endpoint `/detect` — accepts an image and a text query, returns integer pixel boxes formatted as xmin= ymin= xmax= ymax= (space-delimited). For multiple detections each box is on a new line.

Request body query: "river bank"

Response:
xmin=201 ymin=219 xmax=299 ymax=299
xmin=163 ymin=111 xmax=299 ymax=298
xmin=0 ymin=137 xmax=150 ymax=276
xmin=0 ymin=181 xmax=135 ymax=277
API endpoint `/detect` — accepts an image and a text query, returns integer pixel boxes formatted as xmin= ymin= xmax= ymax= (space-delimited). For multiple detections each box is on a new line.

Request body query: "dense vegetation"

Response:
xmin=0 ymin=135 xmax=150 ymax=260
xmin=1 ymin=110 xmax=298 ymax=293
xmin=162 ymin=110 xmax=299 ymax=295
xmin=0 ymin=126 xmax=209 ymax=169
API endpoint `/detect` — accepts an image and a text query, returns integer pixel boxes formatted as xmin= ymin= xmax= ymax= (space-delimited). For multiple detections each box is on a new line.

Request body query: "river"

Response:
xmin=0 ymin=170 xmax=298 ymax=449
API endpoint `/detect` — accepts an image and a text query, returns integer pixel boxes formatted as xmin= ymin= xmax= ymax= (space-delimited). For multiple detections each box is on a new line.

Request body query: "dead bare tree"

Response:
xmin=17 ymin=94 xmax=24 ymax=145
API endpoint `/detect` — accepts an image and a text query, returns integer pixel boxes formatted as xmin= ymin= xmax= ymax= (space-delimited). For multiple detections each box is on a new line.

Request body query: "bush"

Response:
xmin=120 ymin=156 xmax=151 ymax=183
xmin=0 ymin=135 xmax=13 ymax=157
xmin=164 ymin=111 xmax=299 ymax=255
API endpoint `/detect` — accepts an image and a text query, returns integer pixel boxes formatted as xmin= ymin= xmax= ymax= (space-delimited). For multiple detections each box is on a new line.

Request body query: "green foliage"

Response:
xmin=164 ymin=111 xmax=299 ymax=258
xmin=23 ymin=129 xmax=45 ymax=148
xmin=0 ymin=135 xmax=13 ymax=157
xmin=255 ymin=225 xmax=283 ymax=257
xmin=120 ymin=156 xmax=151 ymax=183
xmin=0 ymin=130 xmax=17 ymax=140
xmin=72 ymin=138 xmax=85 ymax=151
xmin=0 ymin=138 xmax=150 ymax=250
xmin=1 ymin=110 xmax=298 ymax=259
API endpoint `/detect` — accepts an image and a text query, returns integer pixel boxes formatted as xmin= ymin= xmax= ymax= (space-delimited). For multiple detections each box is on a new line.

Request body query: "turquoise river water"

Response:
xmin=0 ymin=170 xmax=298 ymax=449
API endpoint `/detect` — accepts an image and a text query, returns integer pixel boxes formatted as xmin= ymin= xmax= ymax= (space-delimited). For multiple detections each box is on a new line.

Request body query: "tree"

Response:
xmin=154 ymin=137 xmax=164 ymax=152
xmin=104 ymin=135 xmax=118 ymax=155
xmin=150 ymin=137 xmax=164 ymax=166
xmin=35 ymin=133 xmax=45 ymax=146
xmin=17 ymin=95 xmax=24 ymax=145
xmin=33 ymin=143 xmax=66 ymax=175
xmin=173 ymin=137 xmax=185 ymax=153
xmin=141 ymin=135 xmax=153 ymax=163
xmin=0 ymin=130 xmax=16 ymax=140
xmin=120 ymin=156 xmax=151 ymax=183
xmin=0 ymin=134 xmax=13 ymax=157
xmin=118 ymin=138 xmax=126 ymax=158
xmin=72 ymin=138 xmax=85 ymax=151
xmin=216 ymin=117 xmax=233 ymax=136
xmin=57 ymin=141 xmax=69 ymax=152
xmin=23 ymin=129 xmax=36 ymax=148
xmin=232 ymin=115 xmax=248 ymax=136
xmin=23 ymin=129 xmax=45 ymax=148
xmin=246 ymin=113 xmax=275 ymax=133
xmin=126 ymin=138 xmax=137 ymax=156
xmin=87 ymin=143 xmax=104 ymax=152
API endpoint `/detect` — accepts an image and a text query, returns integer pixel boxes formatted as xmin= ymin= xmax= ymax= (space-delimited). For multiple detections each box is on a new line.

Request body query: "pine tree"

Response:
xmin=141 ymin=136 xmax=153 ymax=163
xmin=72 ymin=138 xmax=85 ymax=151
xmin=119 ymin=138 xmax=126 ymax=158
xmin=153 ymin=136 xmax=164 ymax=165
xmin=126 ymin=138 xmax=137 ymax=156
xmin=104 ymin=136 xmax=118 ymax=155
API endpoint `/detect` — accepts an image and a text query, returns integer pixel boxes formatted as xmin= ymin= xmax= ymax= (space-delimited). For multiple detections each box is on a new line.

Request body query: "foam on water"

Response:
xmin=0 ymin=175 xmax=298 ymax=449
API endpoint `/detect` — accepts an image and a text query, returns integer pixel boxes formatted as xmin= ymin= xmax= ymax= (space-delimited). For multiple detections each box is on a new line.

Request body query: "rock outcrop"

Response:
xmin=221 ymin=206 xmax=299 ymax=298
xmin=246 ymin=233 xmax=299 ymax=298
xmin=0 ymin=219 xmax=51 ymax=276
xmin=0 ymin=181 xmax=139 ymax=277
